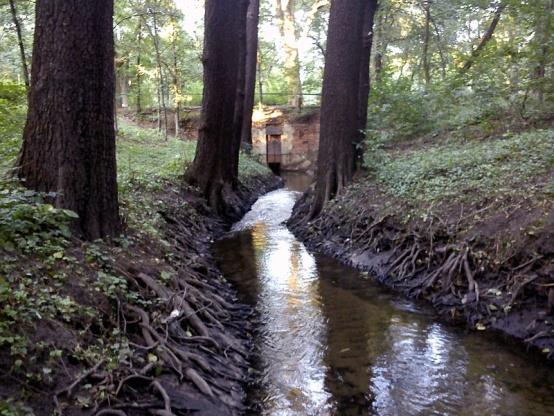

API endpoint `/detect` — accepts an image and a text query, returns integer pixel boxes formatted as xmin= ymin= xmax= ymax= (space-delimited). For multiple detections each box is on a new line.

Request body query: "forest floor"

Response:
xmin=0 ymin=120 xmax=280 ymax=415
xmin=290 ymin=116 xmax=554 ymax=359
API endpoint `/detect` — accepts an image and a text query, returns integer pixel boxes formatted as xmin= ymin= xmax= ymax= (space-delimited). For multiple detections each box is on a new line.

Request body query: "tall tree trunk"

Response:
xmin=8 ymin=0 xmax=30 ymax=89
xmin=311 ymin=0 xmax=365 ymax=217
xmin=275 ymin=0 xmax=303 ymax=108
xmin=17 ymin=0 xmax=120 ymax=240
xmin=186 ymin=0 xmax=245 ymax=219
xmin=459 ymin=3 xmax=505 ymax=75
xmin=241 ymin=0 xmax=260 ymax=151
xmin=422 ymin=0 xmax=431 ymax=87
xmin=354 ymin=0 xmax=378 ymax=171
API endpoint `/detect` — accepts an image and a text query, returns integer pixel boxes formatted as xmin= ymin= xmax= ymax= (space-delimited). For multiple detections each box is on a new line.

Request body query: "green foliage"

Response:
xmin=0 ymin=265 xmax=85 ymax=366
xmin=0 ymin=0 xmax=34 ymax=83
xmin=368 ymin=129 xmax=554 ymax=205
xmin=239 ymin=151 xmax=271 ymax=180
xmin=0 ymin=81 xmax=26 ymax=174
xmin=116 ymin=120 xmax=194 ymax=236
xmin=0 ymin=183 xmax=76 ymax=254
xmin=0 ymin=399 xmax=35 ymax=416
xmin=367 ymin=77 xmax=431 ymax=141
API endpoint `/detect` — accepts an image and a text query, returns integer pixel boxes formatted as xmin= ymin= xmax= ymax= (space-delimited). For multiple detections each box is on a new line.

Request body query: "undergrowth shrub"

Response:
xmin=0 ymin=180 xmax=76 ymax=254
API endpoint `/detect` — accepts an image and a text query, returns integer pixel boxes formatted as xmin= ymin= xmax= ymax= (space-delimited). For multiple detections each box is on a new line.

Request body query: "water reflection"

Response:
xmin=215 ymin=181 xmax=554 ymax=416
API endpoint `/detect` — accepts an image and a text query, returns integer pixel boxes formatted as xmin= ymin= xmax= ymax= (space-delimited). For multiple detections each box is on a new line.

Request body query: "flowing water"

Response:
xmin=215 ymin=173 xmax=554 ymax=416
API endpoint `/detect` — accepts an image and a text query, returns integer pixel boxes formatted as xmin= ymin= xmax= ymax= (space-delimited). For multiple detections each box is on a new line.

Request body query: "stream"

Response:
xmin=215 ymin=173 xmax=554 ymax=416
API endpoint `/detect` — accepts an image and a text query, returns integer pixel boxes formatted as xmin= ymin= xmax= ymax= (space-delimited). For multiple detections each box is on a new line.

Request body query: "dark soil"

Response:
xmin=288 ymin=179 xmax=554 ymax=359
xmin=0 ymin=173 xmax=281 ymax=415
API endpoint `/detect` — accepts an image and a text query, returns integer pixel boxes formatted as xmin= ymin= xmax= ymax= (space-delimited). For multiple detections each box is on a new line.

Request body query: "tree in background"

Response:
xmin=113 ymin=0 xmax=200 ymax=130
xmin=274 ymin=0 xmax=303 ymax=108
xmin=186 ymin=0 xmax=248 ymax=217
xmin=8 ymin=0 xmax=30 ymax=89
xmin=458 ymin=2 xmax=506 ymax=75
xmin=0 ymin=0 xmax=33 ymax=84
xmin=16 ymin=0 xmax=120 ymax=240
xmin=311 ymin=0 xmax=367 ymax=216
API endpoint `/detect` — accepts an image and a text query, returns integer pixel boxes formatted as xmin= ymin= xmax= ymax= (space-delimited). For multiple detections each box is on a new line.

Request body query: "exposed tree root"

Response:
xmin=289 ymin=187 xmax=554 ymax=357
xmin=46 ymin=178 xmax=284 ymax=415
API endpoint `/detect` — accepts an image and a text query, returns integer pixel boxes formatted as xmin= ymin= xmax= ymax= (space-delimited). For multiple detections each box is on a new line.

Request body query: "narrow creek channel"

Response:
xmin=215 ymin=173 xmax=554 ymax=416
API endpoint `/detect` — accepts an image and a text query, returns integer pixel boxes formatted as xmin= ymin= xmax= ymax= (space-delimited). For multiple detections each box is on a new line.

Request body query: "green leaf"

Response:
xmin=61 ymin=209 xmax=79 ymax=219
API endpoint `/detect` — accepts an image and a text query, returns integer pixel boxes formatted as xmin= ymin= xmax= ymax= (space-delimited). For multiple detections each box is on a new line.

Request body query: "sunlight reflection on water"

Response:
xmin=215 ymin=175 xmax=554 ymax=416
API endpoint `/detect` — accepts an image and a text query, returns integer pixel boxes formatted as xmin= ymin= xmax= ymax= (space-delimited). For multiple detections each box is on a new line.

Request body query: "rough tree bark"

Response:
xmin=354 ymin=0 xmax=378 ymax=171
xmin=240 ymin=0 xmax=260 ymax=151
xmin=8 ymin=0 xmax=30 ymax=89
xmin=17 ymin=0 xmax=120 ymax=240
xmin=459 ymin=3 xmax=505 ymax=75
xmin=311 ymin=0 xmax=366 ymax=217
xmin=186 ymin=0 xmax=246 ymax=218
xmin=274 ymin=0 xmax=303 ymax=108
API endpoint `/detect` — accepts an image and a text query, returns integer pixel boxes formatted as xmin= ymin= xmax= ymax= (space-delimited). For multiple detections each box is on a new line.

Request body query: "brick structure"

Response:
xmin=251 ymin=107 xmax=320 ymax=174
xmin=180 ymin=106 xmax=321 ymax=174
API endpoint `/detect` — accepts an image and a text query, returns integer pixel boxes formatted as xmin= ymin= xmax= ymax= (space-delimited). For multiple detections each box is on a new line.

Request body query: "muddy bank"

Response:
xmin=0 ymin=173 xmax=281 ymax=415
xmin=288 ymin=182 xmax=554 ymax=359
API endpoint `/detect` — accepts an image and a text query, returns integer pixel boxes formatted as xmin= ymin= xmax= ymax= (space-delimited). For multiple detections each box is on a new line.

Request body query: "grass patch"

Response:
xmin=116 ymin=118 xmax=270 ymax=237
xmin=366 ymin=129 xmax=554 ymax=206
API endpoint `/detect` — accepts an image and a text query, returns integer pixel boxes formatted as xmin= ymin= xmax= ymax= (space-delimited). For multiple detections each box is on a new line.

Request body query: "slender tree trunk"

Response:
xmin=459 ymin=3 xmax=505 ymax=75
xmin=241 ymin=0 xmax=260 ymax=151
xmin=119 ymin=59 xmax=129 ymax=108
xmin=186 ymin=0 xmax=245 ymax=219
xmin=430 ymin=16 xmax=447 ymax=80
xmin=151 ymin=11 xmax=168 ymax=139
xmin=136 ymin=29 xmax=142 ymax=114
xmin=257 ymin=50 xmax=264 ymax=105
xmin=156 ymin=80 xmax=162 ymax=130
xmin=311 ymin=0 xmax=365 ymax=217
xmin=374 ymin=6 xmax=389 ymax=82
xmin=17 ymin=0 xmax=120 ymax=240
xmin=354 ymin=0 xmax=378 ymax=171
xmin=8 ymin=0 xmax=30 ymax=89
xmin=275 ymin=0 xmax=303 ymax=108
xmin=533 ymin=0 xmax=552 ymax=103
xmin=422 ymin=0 xmax=431 ymax=87
xmin=171 ymin=21 xmax=181 ymax=137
